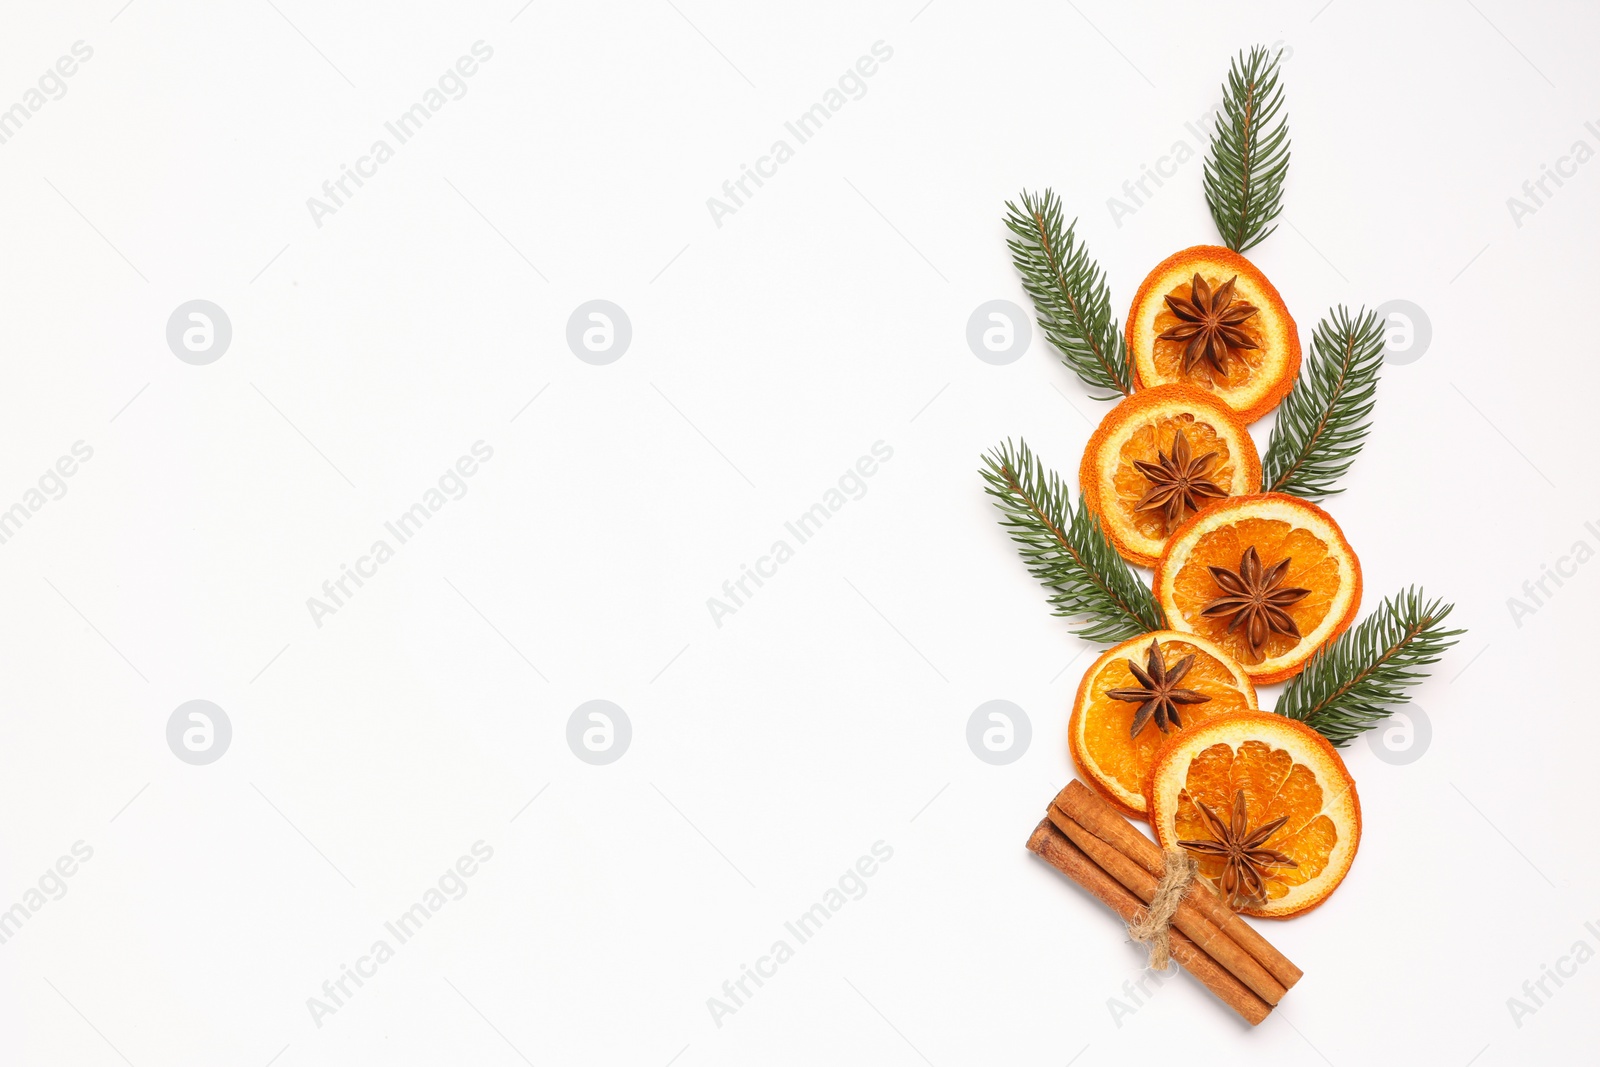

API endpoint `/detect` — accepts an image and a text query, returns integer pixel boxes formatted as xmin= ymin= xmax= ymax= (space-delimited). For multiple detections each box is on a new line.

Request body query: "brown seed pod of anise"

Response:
xmin=1158 ymin=273 xmax=1260 ymax=376
xmin=1178 ymin=789 xmax=1299 ymax=909
xmin=1131 ymin=428 xmax=1228 ymax=531
xmin=1199 ymin=546 xmax=1310 ymax=659
xmin=1105 ymin=639 xmax=1211 ymax=738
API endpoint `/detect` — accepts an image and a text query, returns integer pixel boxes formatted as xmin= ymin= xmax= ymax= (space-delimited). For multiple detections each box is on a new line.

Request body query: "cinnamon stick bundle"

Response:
xmin=1027 ymin=819 xmax=1272 ymax=1025
xmin=1045 ymin=808 xmax=1287 ymax=1005
xmin=1026 ymin=780 xmax=1304 ymax=1026
xmin=1053 ymin=780 xmax=1302 ymax=990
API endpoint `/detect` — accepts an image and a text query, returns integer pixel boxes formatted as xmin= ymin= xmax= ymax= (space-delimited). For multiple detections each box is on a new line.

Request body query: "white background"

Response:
xmin=0 ymin=0 xmax=1596 ymax=1064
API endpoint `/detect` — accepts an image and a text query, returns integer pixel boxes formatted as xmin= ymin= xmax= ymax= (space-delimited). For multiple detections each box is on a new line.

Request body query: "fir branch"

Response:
xmin=1262 ymin=306 xmax=1385 ymax=500
xmin=1203 ymin=46 xmax=1290 ymax=253
xmin=1003 ymin=189 xmax=1132 ymax=400
xmin=980 ymin=439 xmax=1165 ymax=642
xmin=1276 ymin=588 xmax=1463 ymax=747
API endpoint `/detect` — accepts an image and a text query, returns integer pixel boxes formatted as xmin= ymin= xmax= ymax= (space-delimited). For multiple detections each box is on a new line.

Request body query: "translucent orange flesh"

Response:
xmin=1110 ymin=412 xmax=1239 ymax=542
xmin=1151 ymin=275 xmax=1270 ymax=390
xmin=1168 ymin=517 xmax=1341 ymax=666
xmin=1079 ymin=640 xmax=1253 ymax=798
xmin=1173 ymin=739 xmax=1341 ymax=902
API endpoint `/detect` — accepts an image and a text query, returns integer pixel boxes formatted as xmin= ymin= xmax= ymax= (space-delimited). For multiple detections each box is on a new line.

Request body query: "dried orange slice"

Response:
xmin=1153 ymin=493 xmax=1360 ymax=685
xmin=1079 ymin=384 xmax=1261 ymax=567
xmin=1126 ymin=246 xmax=1300 ymax=423
xmin=1068 ymin=631 xmax=1257 ymax=819
xmin=1148 ymin=711 xmax=1361 ymax=918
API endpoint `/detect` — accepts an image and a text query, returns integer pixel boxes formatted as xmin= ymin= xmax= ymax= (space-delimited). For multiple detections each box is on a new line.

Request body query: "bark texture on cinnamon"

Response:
xmin=1046 ymin=806 xmax=1288 ymax=1005
xmin=1054 ymin=780 xmax=1303 ymax=989
xmin=1026 ymin=818 xmax=1273 ymax=1026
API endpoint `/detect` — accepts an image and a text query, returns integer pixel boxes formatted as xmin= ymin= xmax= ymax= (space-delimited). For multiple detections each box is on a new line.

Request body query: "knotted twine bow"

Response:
xmin=1126 ymin=848 xmax=1197 ymax=970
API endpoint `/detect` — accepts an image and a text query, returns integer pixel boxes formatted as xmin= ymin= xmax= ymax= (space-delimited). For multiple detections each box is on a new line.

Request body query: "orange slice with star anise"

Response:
xmin=1148 ymin=711 xmax=1361 ymax=918
xmin=1080 ymin=384 xmax=1261 ymax=567
xmin=1153 ymin=493 xmax=1361 ymax=685
xmin=1068 ymin=631 xmax=1257 ymax=819
xmin=1126 ymin=246 xmax=1300 ymax=423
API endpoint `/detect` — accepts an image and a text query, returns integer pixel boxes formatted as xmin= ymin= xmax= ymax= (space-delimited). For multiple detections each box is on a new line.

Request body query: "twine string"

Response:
xmin=1126 ymin=848 xmax=1197 ymax=971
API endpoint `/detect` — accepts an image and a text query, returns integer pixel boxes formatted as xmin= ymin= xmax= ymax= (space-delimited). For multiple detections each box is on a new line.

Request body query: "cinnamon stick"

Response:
xmin=1047 ymin=806 xmax=1287 ymax=1005
xmin=1054 ymin=780 xmax=1303 ymax=990
xmin=1026 ymin=818 xmax=1272 ymax=1026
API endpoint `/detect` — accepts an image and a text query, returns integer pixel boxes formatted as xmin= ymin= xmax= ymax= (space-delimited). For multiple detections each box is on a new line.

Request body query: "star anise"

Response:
xmin=1178 ymin=789 xmax=1299 ymax=909
xmin=1158 ymin=273 xmax=1260 ymax=376
xmin=1199 ymin=546 xmax=1310 ymax=660
xmin=1132 ymin=429 xmax=1227 ymax=531
xmin=1105 ymin=639 xmax=1211 ymax=738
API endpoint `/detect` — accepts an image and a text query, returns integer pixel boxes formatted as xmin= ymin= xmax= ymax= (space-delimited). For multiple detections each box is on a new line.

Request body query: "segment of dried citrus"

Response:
xmin=1127 ymin=246 xmax=1300 ymax=423
xmin=1149 ymin=711 xmax=1361 ymax=918
xmin=1068 ymin=631 xmax=1257 ymax=819
xmin=1153 ymin=493 xmax=1360 ymax=685
xmin=1080 ymin=384 xmax=1261 ymax=567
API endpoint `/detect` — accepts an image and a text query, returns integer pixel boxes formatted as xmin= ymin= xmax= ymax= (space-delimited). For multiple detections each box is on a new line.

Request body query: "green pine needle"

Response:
xmin=980 ymin=439 xmax=1164 ymax=643
xmin=1204 ymin=46 xmax=1290 ymax=253
xmin=1003 ymin=189 xmax=1133 ymax=400
xmin=1276 ymin=588 xmax=1463 ymax=747
xmin=1262 ymin=306 xmax=1385 ymax=500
